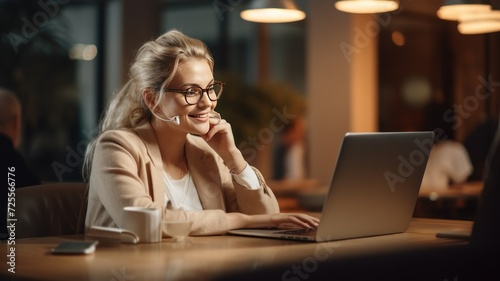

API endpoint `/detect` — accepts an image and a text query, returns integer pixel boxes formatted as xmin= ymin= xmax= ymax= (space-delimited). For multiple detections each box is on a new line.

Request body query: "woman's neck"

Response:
xmin=151 ymin=118 xmax=188 ymax=179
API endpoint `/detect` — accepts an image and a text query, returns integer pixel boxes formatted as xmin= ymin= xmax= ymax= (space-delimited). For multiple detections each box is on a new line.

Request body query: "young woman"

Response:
xmin=83 ymin=30 xmax=319 ymax=236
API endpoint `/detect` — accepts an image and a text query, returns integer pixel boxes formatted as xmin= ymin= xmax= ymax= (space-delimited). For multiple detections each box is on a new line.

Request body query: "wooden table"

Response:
xmin=418 ymin=181 xmax=484 ymax=200
xmin=1 ymin=218 xmax=475 ymax=281
xmin=416 ymin=181 xmax=484 ymax=220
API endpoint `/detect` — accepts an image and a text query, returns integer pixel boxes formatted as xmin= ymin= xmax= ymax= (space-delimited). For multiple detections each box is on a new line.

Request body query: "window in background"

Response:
xmin=0 ymin=0 xmax=121 ymax=182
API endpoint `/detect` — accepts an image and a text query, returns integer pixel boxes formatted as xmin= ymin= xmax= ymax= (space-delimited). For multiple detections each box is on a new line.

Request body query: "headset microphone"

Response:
xmin=151 ymin=111 xmax=180 ymax=125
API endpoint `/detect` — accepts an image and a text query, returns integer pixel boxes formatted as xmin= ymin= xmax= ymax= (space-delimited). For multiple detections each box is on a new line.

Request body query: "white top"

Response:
xmin=163 ymin=164 xmax=260 ymax=210
xmin=420 ymin=141 xmax=473 ymax=192
xmin=163 ymin=171 xmax=202 ymax=210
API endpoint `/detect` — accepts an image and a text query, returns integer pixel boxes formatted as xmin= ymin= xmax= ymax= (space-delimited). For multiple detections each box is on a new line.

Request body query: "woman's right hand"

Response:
xmin=226 ymin=212 xmax=320 ymax=230
xmin=267 ymin=213 xmax=320 ymax=229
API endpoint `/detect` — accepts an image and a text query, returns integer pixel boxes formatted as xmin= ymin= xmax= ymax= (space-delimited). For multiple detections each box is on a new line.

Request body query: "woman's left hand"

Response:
xmin=202 ymin=115 xmax=234 ymax=152
xmin=202 ymin=114 xmax=246 ymax=173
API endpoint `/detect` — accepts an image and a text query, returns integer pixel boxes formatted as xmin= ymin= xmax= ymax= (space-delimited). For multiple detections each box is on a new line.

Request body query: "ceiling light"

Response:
xmin=240 ymin=0 xmax=306 ymax=23
xmin=334 ymin=0 xmax=399 ymax=14
xmin=458 ymin=10 xmax=500 ymax=34
xmin=437 ymin=0 xmax=491 ymax=21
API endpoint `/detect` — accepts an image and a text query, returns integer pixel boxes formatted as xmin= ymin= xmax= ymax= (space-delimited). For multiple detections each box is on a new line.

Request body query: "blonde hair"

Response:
xmin=83 ymin=29 xmax=214 ymax=180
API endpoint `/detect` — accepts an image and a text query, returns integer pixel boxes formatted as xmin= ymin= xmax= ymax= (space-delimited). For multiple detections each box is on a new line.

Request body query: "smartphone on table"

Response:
xmin=51 ymin=240 xmax=99 ymax=255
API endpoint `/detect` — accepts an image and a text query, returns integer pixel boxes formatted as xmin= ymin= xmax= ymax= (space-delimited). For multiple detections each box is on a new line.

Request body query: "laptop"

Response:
xmin=229 ymin=131 xmax=435 ymax=242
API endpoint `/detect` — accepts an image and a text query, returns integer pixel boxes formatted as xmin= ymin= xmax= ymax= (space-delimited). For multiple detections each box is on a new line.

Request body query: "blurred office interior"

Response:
xmin=1 ymin=0 xmax=499 ymax=219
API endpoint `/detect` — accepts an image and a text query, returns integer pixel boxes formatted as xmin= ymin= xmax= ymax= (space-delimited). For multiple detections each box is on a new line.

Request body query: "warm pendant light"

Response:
xmin=458 ymin=10 xmax=500 ymax=34
xmin=240 ymin=0 xmax=306 ymax=23
xmin=334 ymin=0 xmax=399 ymax=14
xmin=437 ymin=0 xmax=491 ymax=21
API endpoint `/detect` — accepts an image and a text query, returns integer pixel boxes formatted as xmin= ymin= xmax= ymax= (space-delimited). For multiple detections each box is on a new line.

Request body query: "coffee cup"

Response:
xmin=121 ymin=206 xmax=161 ymax=243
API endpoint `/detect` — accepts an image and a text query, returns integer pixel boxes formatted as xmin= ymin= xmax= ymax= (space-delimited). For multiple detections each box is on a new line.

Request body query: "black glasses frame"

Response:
xmin=166 ymin=81 xmax=224 ymax=105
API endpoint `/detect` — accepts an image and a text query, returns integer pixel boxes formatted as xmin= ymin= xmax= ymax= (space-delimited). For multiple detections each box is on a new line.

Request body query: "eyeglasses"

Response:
xmin=166 ymin=81 xmax=224 ymax=105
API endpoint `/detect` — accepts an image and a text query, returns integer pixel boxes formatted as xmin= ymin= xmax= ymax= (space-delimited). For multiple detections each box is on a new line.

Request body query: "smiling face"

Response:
xmin=157 ymin=59 xmax=217 ymax=135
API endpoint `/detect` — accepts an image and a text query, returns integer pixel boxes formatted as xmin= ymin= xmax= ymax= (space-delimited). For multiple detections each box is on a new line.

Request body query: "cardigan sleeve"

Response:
xmin=232 ymin=166 xmax=280 ymax=215
xmin=213 ymin=151 xmax=280 ymax=215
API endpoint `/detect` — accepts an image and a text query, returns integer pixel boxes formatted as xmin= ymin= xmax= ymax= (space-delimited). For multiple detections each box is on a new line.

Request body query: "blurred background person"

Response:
xmin=0 ymin=88 xmax=40 ymax=186
xmin=1 ymin=88 xmax=40 ymax=239
xmin=420 ymin=139 xmax=473 ymax=193
xmin=273 ymin=116 xmax=307 ymax=180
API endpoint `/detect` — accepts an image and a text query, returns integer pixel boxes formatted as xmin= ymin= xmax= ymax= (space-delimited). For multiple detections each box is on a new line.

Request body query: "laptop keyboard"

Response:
xmin=274 ymin=228 xmax=317 ymax=236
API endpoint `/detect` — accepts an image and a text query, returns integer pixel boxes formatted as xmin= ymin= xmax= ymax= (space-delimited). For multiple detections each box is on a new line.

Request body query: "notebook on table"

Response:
xmin=229 ymin=131 xmax=435 ymax=242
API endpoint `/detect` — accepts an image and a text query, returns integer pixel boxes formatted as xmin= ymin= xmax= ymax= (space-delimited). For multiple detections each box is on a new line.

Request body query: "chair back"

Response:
xmin=470 ymin=120 xmax=500 ymax=252
xmin=16 ymin=182 xmax=88 ymax=239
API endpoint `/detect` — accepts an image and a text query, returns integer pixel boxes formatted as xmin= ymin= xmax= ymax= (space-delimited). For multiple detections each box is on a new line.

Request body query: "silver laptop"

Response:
xmin=229 ymin=131 xmax=435 ymax=242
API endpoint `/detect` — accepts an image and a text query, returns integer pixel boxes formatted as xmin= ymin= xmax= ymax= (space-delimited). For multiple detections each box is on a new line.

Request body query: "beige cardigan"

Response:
xmin=85 ymin=121 xmax=280 ymax=236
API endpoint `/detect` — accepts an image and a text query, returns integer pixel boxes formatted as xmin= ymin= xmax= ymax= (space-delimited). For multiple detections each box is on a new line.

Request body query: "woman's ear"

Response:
xmin=142 ymin=89 xmax=157 ymax=110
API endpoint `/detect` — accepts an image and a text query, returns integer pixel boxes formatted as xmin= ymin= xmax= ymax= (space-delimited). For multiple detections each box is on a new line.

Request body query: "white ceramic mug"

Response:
xmin=121 ymin=206 xmax=161 ymax=243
